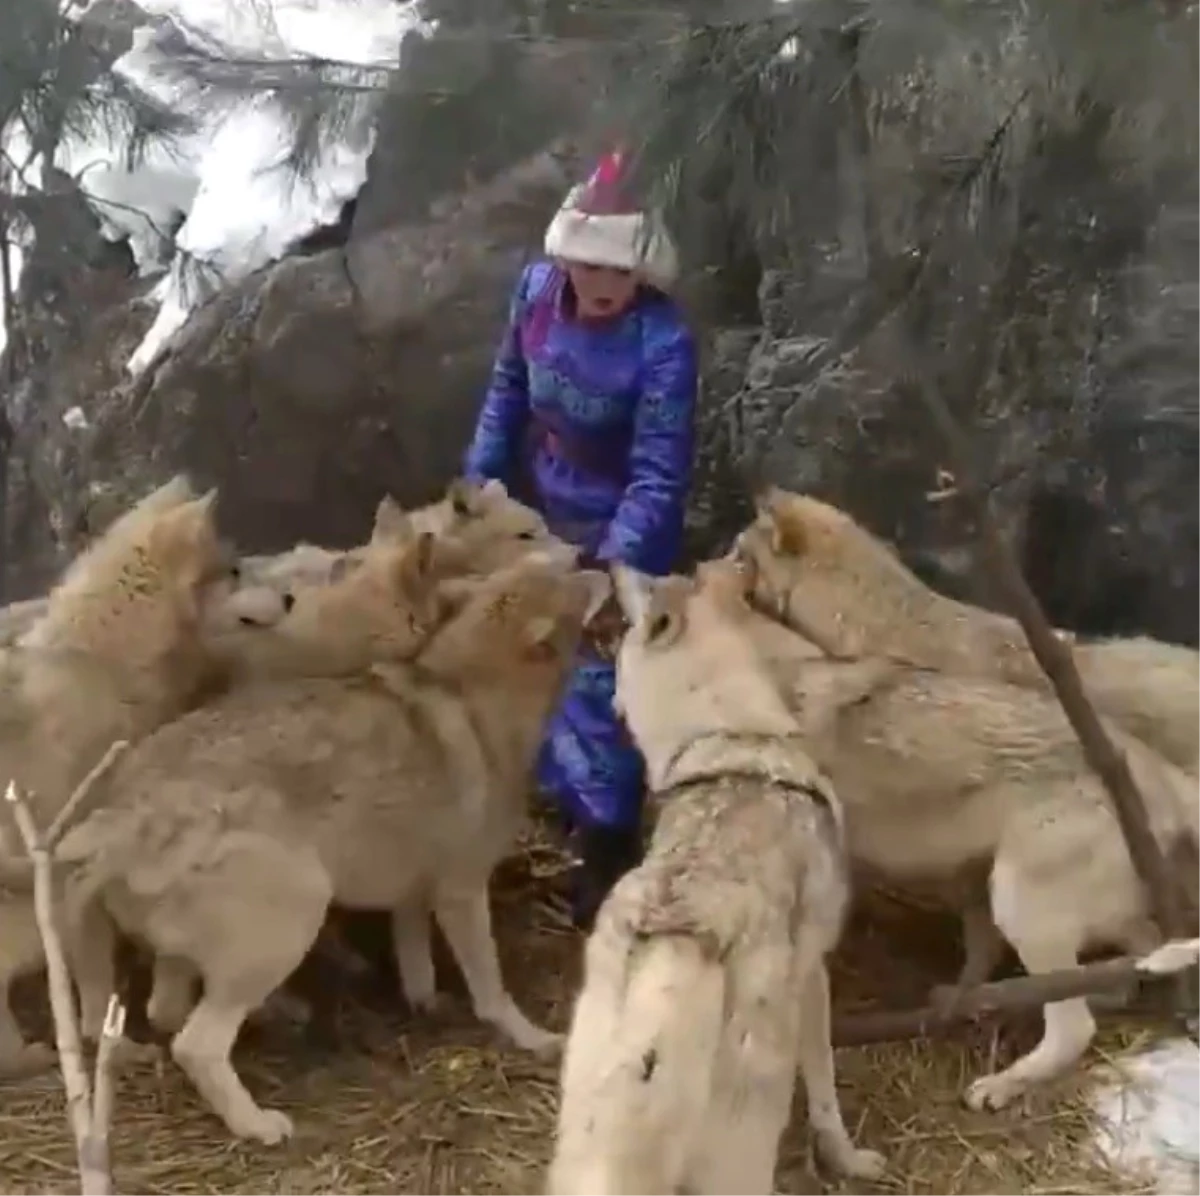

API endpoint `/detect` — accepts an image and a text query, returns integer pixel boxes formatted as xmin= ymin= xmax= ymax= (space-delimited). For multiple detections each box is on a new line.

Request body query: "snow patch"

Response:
xmin=4 ymin=0 xmax=432 ymax=375
xmin=1090 ymin=1036 xmax=1200 ymax=1194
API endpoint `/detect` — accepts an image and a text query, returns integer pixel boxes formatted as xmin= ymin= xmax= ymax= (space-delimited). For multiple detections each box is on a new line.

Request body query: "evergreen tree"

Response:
xmin=620 ymin=0 xmax=1197 ymax=530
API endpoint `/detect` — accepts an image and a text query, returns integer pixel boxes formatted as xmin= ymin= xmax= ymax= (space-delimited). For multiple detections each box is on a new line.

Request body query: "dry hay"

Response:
xmin=0 ymin=815 xmax=1172 ymax=1195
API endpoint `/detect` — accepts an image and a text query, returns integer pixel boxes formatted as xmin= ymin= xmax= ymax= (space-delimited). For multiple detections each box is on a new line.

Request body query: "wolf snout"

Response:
xmin=528 ymin=542 xmax=580 ymax=569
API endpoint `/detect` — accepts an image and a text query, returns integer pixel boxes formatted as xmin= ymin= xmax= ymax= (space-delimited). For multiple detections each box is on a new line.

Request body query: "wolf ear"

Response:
xmin=480 ymin=478 xmax=509 ymax=502
xmin=371 ymin=495 xmax=411 ymax=547
xmin=446 ymin=477 xmax=483 ymax=519
xmin=391 ymin=531 xmax=438 ymax=596
xmin=150 ymin=488 xmax=219 ymax=560
xmin=522 ymin=613 xmax=561 ymax=662
xmin=642 ymin=580 xmax=687 ymax=647
xmin=755 ymin=485 xmax=807 ymax=558
xmin=696 ymin=557 xmax=751 ymax=611
xmin=328 ymin=552 xmax=359 ymax=585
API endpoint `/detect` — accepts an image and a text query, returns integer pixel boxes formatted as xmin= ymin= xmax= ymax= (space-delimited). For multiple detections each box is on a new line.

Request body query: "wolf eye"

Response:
xmin=228 ymin=562 xmax=241 ymax=582
xmin=517 ymin=531 xmax=537 ymax=542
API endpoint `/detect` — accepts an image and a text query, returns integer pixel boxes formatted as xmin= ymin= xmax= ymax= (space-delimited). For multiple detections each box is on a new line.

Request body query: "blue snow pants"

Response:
xmin=536 ymin=647 xmax=645 ymax=833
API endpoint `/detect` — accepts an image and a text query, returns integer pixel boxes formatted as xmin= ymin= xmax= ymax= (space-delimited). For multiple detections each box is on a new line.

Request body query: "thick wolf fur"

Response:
xmin=232 ymin=476 xmax=561 ymax=594
xmin=0 ymin=478 xmax=264 ymax=1077
xmin=142 ymin=517 xmax=576 ymax=1030
xmin=730 ymin=600 xmax=1001 ymax=987
xmin=122 ymin=485 xmax=569 ymax=1039
xmin=730 ymin=571 xmax=1199 ymax=1111
xmin=736 ymin=488 xmax=1200 ymax=776
xmin=38 ymin=553 xmax=608 ymax=1144
xmin=549 ymin=563 xmax=885 ymax=1195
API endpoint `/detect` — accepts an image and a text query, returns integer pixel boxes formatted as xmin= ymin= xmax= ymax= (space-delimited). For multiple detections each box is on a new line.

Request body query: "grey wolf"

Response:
xmin=29 ymin=551 xmax=608 ymax=1144
xmin=724 ymin=559 xmax=1200 ymax=1111
xmin=0 ymin=477 xmax=259 ymax=1078
xmin=547 ymin=560 xmax=885 ymax=1194
xmin=735 ymin=487 xmax=1199 ymax=776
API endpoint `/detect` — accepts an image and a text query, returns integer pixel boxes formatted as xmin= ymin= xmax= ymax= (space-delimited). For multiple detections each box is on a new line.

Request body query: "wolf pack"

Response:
xmin=0 ymin=474 xmax=1194 ymax=1194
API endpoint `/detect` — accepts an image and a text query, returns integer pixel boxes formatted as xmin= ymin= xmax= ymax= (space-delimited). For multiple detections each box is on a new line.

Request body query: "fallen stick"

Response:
xmin=832 ymin=941 xmax=1200 ymax=1048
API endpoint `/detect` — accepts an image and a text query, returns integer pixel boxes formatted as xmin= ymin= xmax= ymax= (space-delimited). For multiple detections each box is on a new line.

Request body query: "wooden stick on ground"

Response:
xmin=4 ymin=742 xmax=130 ymax=1196
xmin=832 ymin=938 xmax=1200 ymax=1048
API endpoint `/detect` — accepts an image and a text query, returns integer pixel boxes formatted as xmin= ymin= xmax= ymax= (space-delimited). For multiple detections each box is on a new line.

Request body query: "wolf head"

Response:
xmin=419 ymin=548 xmax=609 ymax=694
xmin=612 ymin=559 xmax=797 ymax=790
xmin=239 ymin=543 xmax=364 ymax=592
xmin=27 ymin=478 xmax=239 ymax=665
xmin=730 ymin=486 xmax=919 ymax=658
xmin=373 ymin=478 xmax=569 ymax=576
xmin=217 ymin=515 xmax=478 ymax=679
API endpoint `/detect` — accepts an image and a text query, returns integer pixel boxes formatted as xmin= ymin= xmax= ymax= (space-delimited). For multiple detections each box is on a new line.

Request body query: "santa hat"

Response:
xmin=543 ymin=149 xmax=679 ymax=291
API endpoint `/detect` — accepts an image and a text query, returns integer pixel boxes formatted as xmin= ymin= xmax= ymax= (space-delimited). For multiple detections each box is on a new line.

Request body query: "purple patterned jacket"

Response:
xmin=463 ymin=260 xmax=698 ymax=575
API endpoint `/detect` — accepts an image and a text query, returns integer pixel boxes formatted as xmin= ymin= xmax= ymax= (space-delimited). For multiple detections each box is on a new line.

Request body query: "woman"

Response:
xmin=463 ymin=150 xmax=698 ymax=930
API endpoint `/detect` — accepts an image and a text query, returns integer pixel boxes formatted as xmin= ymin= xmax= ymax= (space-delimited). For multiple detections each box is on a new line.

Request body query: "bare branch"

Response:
xmin=3 ymin=757 xmax=127 ymax=1196
xmin=46 ymin=738 xmax=129 ymax=847
xmin=832 ymin=940 xmax=1200 ymax=1047
xmin=903 ymin=363 xmax=1188 ymax=946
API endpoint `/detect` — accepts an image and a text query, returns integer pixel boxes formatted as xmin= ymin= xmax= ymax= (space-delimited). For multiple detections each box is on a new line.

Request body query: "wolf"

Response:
xmin=138 ymin=493 xmax=570 ymax=1036
xmin=728 ymin=599 xmax=1003 ymax=989
xmin=713 ymin=559 xmax=1200 ymax=1111
xmin=235 ymin=475 xmax=560 ymax=594
xmin=20 ymin=550 xmax=608 ymax=1143
xmin=373 ymin=476 xmax=557 ymax=555
xmin=0 ymin=477 xmax=262 ymax=1077
xmin=734 ymin=487 xmax=1200 ymax=776
xmin=547 ymin=561 xmax=886 ymax=1195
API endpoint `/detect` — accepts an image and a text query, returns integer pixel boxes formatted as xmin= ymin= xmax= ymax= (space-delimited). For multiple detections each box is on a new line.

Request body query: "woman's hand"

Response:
xmin=582 ymin=583 xmax=628 ymax=661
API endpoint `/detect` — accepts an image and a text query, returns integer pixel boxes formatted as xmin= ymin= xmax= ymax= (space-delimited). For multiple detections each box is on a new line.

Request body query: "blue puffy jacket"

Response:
xmin=464 ymin=260 xmax=698 ymax=576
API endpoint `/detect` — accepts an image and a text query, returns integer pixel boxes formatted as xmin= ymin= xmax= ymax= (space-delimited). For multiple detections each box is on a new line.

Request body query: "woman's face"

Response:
xmin=565 ymin=261 xmax=639 ymax=318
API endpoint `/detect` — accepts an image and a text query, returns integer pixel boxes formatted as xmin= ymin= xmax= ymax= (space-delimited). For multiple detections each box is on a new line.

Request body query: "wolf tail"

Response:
xmin=547 ymin=923 xmax=724 ymax=1195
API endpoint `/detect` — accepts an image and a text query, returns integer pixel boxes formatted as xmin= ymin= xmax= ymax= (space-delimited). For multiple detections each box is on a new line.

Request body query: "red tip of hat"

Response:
xmin=576 ymin=149 xmax=638 ymax=216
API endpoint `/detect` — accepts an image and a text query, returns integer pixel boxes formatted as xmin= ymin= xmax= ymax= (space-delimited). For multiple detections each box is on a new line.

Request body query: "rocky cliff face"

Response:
xmin=3 ymin=3 xmax=1195 ymax=647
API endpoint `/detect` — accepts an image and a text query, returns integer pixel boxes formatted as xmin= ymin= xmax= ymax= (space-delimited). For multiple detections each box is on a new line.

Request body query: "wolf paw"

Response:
xmin=963 ymin=1071 xmax=1022 ymax=1111
xmin=0 ymin=1042 xmax=57 ymax=1080
xmin=815 ymin=1131 xmax=887 ymax=1181
xmin=506 ymin=1020 xmax=563 ymax=1057
xmin=842 ymin=1147 xmax=887 ymax=1181
xmin=230 ymin=1105 xmax=294 ymax=1145
xmin=108 ymin=1038 xmax=163 ymax=1068
xmin=481 ymin=1000 xmax=563 ymax=1056
xmin=406 ymin=990 xmax=444 ymax=1017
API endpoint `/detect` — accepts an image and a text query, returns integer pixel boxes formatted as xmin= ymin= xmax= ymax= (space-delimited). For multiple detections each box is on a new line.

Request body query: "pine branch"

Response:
xmin=144 ymin=16 xmax=390 ymax=186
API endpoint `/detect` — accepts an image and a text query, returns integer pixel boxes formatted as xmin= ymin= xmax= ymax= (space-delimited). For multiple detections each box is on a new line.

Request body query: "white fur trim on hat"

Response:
xmin=544 ymin=196 xmax=679 ymax=291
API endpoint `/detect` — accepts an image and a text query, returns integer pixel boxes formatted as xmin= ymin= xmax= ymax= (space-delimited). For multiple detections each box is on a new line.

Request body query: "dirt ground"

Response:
xmin=0 ymin=826 xmax=1165 ymax=1195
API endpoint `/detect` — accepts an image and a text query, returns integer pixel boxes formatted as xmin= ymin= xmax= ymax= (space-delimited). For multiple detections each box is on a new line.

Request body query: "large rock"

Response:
xmin=8 ymin=145 xmax=580 ymax=575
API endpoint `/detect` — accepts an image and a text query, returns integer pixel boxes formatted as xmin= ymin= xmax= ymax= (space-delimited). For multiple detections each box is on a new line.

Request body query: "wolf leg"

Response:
xmin=0 ymin=899 xmax=55 ymax=1077
xmin=147 ymin=955 xmax=199 ymax=1035
xmin=62 ymin=898 xmax=158 ymax=1067
xmin=964 ymin=855 xmax=1095 ymax=1111
xmin=686 ymin=1077 xmax=791 ymax=1196
xmin=431 ymin=881 xmax=560 ymax=1053
xmin=795 ymin=960 xmax=887 ymax=1180
xmin=166 ymin=842 xmax=331 ymax=1142
xmin=0 ymin=992 xmax=54 ymax=1078
xmin=956 ymin=897 xmax=1009 ymax=989
xmin=66 ymin=897 xmax=118 ymax=1043
xmin=391 ymin=897 xmax=440 ymax=1013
